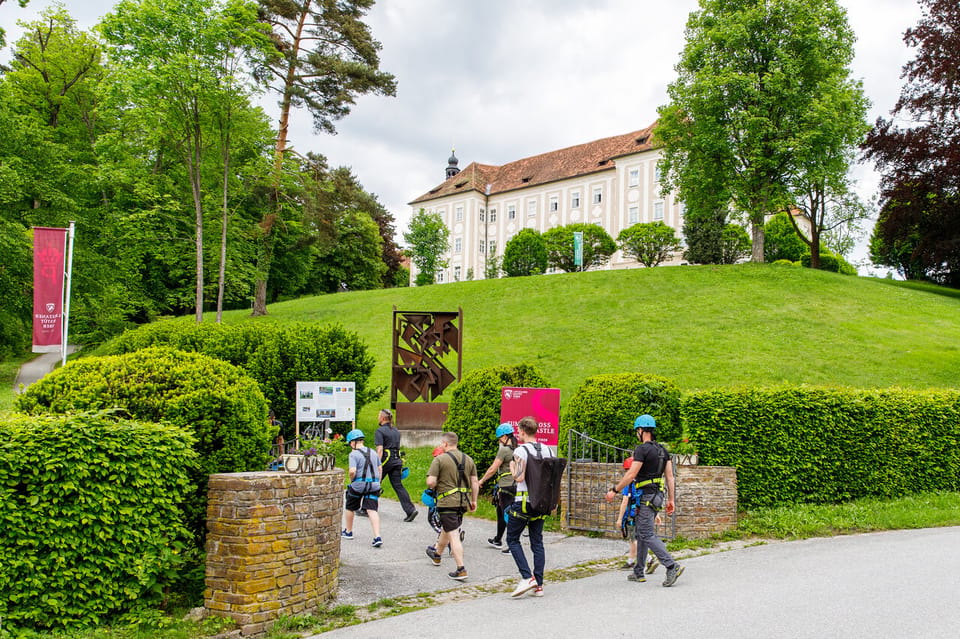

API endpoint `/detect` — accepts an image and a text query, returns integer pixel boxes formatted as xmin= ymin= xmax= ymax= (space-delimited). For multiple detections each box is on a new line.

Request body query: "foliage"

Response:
xmin=542 ymin=223 xmax=616 ymax=272
xmin=561 ymin=373 xmax=681 ymax=454
xmin=0 ymin=412 xmax=196 ymax=629
xmin=618 ymin=221 xmax=682 ymax=268
xmin=862 ymin=0 xmax=960 ymax=288
xmin=501 ymin=228 xmax=548 ymax=277
xmin=484 ymin=245 xmax=501 ymax=280
xmin=682 ymin=386 xmax=960 ymax=508
xmin=800 ymin=251 xmax=856 ymax=275
xmin=91 ymin=320 xmax=378 ymax=436
xmin=14 ymin=346 xmax=273 ymax=540
xmin=657 ymin=0 xmax=865 ymax=262
xmin=0 ymin=218 xmax=32 ymax=358
xmin=310 ymin=210 xmax=387 ymax=293
xmin=404 ymin=208 xmax=449 ymax=286
xmin=764 ymin=212 xmax=808 ymax=263
xmin=681 ymin=206 xmax=727 ymax=264
xmin=445 ymin=364 xmax=549 ymax=474
xmin=719 ymin=224 xmax=751 ymax=264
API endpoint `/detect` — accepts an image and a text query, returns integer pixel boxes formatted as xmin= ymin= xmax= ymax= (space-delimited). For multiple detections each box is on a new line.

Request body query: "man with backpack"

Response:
xmin=425 ymin=432 xmax=479 ymax=581
xmin=342 ymin=429 xmax=383 ymax=547
xmin=605 ymin=414 xmax=684 ymax=587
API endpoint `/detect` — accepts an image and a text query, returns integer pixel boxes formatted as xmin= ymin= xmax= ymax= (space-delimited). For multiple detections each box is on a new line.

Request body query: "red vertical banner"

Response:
xmin=32 ymin=227 xmax=68 ymax=353
xmin=499 ymin=387 xmax=561 ymax=447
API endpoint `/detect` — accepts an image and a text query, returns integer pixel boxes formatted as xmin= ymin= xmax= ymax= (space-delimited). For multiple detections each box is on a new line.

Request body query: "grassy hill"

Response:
xmin=211 ymin=264 xmax=960 ymax=428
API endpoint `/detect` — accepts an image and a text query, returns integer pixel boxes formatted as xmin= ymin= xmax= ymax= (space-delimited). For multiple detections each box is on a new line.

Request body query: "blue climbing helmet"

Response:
xmin=495 ymin=423 xmax=514 ymax=439
xmin=346 ymin=428 xmax=365 ymax=443
xmin=421 ymin=488 xmax=436 ymax=508
xmin=633 ymin=414 xmax=656 ymax=430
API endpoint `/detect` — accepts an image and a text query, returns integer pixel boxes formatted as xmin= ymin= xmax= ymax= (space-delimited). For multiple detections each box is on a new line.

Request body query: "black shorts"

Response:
xmin=437 ymin=508 xmax=465 ymax=532
xmin=345 ymin=488 xmax=379 ymax=512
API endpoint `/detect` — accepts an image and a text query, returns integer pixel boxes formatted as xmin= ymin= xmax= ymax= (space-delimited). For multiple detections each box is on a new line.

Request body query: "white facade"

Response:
xmin=409 ymin=126 xmax=686 ymax=283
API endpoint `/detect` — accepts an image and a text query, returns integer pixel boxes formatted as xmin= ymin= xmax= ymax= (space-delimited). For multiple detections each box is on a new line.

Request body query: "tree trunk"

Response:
xmin=751 ymin=220 xmax=765 ymax=262
xmin=217 ymin=130 xmax=230 ymax=323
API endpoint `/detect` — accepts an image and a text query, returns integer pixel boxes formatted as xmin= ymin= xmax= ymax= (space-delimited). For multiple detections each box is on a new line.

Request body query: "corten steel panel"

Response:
xmin=395 ymin=402 xmax=448 ymax=430
xmin=391 ymin=308 xmax=462 ymax=405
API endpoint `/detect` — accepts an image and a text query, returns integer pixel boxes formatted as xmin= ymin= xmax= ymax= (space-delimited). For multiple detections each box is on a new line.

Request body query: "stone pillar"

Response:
xmin=204 ymin=470 xmax=344 ymax=636
xmin=674 ymin=465 xmax=738 ymax=538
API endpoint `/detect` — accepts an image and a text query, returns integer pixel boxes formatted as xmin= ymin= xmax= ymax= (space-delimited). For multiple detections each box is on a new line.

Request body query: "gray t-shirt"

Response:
xmin=348 ymin=446 xmax=381 ymax=494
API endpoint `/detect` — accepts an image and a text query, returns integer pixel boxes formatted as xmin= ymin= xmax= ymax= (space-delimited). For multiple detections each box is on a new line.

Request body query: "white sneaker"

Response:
xmin=529 ymin=585 xmax=544 ymax=597
xmin=510 ymin=576 xmax=538 ymax=598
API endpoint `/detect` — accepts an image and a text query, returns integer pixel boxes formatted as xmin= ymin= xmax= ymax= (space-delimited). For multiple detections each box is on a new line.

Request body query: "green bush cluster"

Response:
xmin=0 ymin=412 xmax=196 ymax=630
xmin=800 ymin=251 xmax=857 ymax=275
xmin=682 ymin=386 xmax=960 ymax=508
xmin=15 ymin=347 xmax=273 ymax=540
xmin=561 ymin=373 xmax=681 ymax=454
xmin=93 ymin=321 xmax=378 ymax=436
xmin=445 ymin=364 xmax=550 ymax=474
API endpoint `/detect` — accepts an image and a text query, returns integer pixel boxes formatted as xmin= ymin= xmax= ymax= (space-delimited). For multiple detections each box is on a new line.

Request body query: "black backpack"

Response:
xmin=523 ymin=443 xmax=567 ymax=516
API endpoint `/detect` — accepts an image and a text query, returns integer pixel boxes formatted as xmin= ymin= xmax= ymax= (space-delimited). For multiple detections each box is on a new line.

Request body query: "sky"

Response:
xmin=0 ymin=0 xmax=926 ymax=269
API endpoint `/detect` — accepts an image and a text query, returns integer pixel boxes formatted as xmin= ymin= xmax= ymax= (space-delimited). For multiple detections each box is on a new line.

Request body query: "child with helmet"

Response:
xmin=341 ymin=429 xmax=384 ymax=547
xmin=478 ymin=423 xmax=518 ymax=550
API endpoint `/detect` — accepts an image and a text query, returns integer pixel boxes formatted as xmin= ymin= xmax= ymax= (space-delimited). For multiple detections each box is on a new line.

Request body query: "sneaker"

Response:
xmin=501 ymin=546 xmax=512 ymax=554
xmin=448 ymin=567 xmax=468 ymax=581
xmin=627 ymin=572 xmax=646 ymax=583
xmin=341 ymin=529 xmax=353 ymax=540
xmin=371 ymin=537 xmax=383 ymax=548
xmin=620 ymin=560 xmax=636 ymax=570
xmin=404 ymin=510 xmax=418 ymax=523
xmin=529 ymin=585 xmax=544 ymax=597
xmin=510 ymin=577 xmax=538 ymax=598
xmin=425 ymin=546 xmax=442 ymax=566
xmin=488 ymin=538 xmax=504 ymax=550
xmin=645 ymin=556 xmax=660 ymax=574
xmin=662 ymin=564 xmax=685 ymax=587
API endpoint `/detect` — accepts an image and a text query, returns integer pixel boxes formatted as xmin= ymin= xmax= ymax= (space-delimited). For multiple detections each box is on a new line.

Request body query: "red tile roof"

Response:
xmin=410 ymin=122 xmax=657 ymax=205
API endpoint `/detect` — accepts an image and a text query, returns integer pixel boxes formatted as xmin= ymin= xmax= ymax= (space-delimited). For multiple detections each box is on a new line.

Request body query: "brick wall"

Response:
xmin=561 ymin=461 xmax=737 ymax=539
xmin=204 ymin=470 xmax=344 ymax=636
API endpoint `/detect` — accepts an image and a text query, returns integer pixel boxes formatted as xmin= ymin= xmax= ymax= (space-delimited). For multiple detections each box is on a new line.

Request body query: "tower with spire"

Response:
xmin=445 ymin=148 xmax=460 ymax=179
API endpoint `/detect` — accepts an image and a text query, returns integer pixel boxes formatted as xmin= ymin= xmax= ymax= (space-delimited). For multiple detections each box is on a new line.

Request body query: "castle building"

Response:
xmin=408 ymin=122 xmax=686 ymax=283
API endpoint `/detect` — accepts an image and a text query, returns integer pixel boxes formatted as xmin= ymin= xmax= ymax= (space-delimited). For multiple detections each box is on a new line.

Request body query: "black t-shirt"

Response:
xmin=632 ymin=441 xmax=667 ymax=484
xmin=375 ymin=425 xmax=402 ymax=456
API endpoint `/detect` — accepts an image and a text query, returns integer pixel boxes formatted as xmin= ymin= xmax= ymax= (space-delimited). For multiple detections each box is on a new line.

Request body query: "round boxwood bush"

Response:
xmin=93 ymin=321 xmax=377 ymax=437
xmin=445 ymin=364 xmax=550 ymax=474
xmin=561 ymin=373 xmax=681 ymax=453
xmin=0 ymin=412 xmax=196 ymax=630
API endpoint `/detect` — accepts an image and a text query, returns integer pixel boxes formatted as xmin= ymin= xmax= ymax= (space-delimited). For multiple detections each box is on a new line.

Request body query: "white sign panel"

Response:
xmin=295 ymin=381 xmax=356 ymax=422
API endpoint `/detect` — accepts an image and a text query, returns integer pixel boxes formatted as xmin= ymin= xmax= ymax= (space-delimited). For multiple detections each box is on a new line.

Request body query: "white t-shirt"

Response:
xmin=513 ymin=441 xmax=554 ymax=500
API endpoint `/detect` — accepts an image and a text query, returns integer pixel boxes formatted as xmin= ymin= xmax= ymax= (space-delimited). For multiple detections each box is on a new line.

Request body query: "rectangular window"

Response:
xmin=455 ymin=206 xmax=463 ymax=221
xmin=654 ymin=201 xmax=664 ymax=221
xmin=527 ymin=200 xmax=537 ymax=217
xmin=479 ymin=209 xmax=485 ymax=222
xmin=571 ymin=192 xmax=580 ymax=208
xmin=549 ymin=195 xmax=559 ymax=212
xmin=628 ymin=168 xmax=640 ymax=188
xmin=628 ymin=206 xmax=639 ymax=225
xmin=454 ymin=238 xmax=462 ymax=253
xmin=479 ymin=240 xmax=485 ymax=254
xmin=489 ymin=208 xmax=497 ymax=222
xmin=654 ymin=165 xmax=663 ymax=182
xmin=508 ymin=204 xmax=516 ymax=220
xmin=593 ymin=187 xmax=602 ymax=204
xmin=489 ymin=240 xmax=496 ymax=255
xmin=436 ymin=271 xmax=445 ymax=283
xmin=454 ymin=266 xmax=461 ymax=281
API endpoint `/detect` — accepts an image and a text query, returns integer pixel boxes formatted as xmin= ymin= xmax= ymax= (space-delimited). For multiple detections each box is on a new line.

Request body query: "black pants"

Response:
xmin=383 ymin=459 xmax=415 ymax=516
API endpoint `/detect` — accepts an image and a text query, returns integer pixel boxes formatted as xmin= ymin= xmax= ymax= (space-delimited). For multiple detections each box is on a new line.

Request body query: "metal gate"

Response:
xmin=565 ymin=429 xmax=676 ymax=539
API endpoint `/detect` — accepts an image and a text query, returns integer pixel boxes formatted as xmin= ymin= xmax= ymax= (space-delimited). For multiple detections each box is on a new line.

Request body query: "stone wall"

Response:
xmin=561 ymin=461 xmax=737 ymax=539
xmin=204 ymin=470 xmax=344 ymax=636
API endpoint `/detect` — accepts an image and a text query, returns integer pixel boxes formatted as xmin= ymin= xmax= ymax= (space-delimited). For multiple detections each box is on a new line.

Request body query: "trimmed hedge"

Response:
xmin=561 ymin=373 xmax=681 ymax=453
xmin=93 ymin=321 xmax=378 ymax=436
xmin=0 ymin=413 xmax=196 ymax=630
xmin=445 ymin=364 xmax=550 ymax=474
xmin=683 ymin=386 xmax=960 ymax=508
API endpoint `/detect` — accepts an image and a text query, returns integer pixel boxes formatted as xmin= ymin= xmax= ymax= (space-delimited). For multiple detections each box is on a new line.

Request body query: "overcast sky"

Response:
xmin=1 ymin=0 xmax=925 ymax=266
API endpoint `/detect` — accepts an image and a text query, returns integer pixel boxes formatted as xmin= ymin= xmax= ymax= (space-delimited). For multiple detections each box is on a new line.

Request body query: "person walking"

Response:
xmin=604 ymin=414 xmax=684 ymax=587
xmin=341 ymin=429 xmax=384 ymax=548
xmin=506 ymin=416 xmax=554 ymax=598
xmin=478 ymin=423 xmax=518 ymax=550
xmin=374 ymin=408 xmax=417 ymax=522
xmin=424 ymin=432 xmax=479 ymax=582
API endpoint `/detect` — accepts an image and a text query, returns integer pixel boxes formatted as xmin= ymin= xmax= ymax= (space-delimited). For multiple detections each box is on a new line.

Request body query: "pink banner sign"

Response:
xmin=499 ymin=387 xmax=561 ymax=447
xmin=32 ymin=227 xmax=67 ymax=353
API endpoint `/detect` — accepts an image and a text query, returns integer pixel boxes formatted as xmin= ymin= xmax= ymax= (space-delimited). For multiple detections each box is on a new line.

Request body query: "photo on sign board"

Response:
xmin=300 ymin=390 xmax=314 ymax=400
xmin=318 ymin=385 xmax=334 ymax=395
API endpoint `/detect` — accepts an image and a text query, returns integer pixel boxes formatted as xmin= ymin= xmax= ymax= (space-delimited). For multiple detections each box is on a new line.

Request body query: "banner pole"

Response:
xmin=61 ymin=221 xmax=76 ymax=367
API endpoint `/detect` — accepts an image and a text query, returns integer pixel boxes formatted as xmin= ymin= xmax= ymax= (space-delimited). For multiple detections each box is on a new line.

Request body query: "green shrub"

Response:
xmin=561 ymin=373 xmax=681 ymax=453
xmin=445 ymin=364 xmax=550 ymax=473
xmin=800 ymin=251 xmax=857 ymax=275
xmin=15 ymin=347 xmax=273 ymax=540
xmin=92 ymin=321 xmax=378 ymax=437
xmin=683 ymin=386 xmax=960 ymax=508
xmin=0 ymin=412 xmax=196 ymax=630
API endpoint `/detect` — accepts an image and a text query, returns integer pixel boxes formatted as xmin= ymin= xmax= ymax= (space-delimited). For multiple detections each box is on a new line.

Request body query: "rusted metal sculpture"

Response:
xmin=391 ymin=308 xmax=462 ymax=411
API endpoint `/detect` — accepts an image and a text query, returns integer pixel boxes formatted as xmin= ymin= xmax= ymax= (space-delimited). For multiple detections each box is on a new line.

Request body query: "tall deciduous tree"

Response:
xmin=403 ymin=208 xmax=448 ymax=286
xmin=656 ymin=0 xmax=863 ymax=263
xmin=542 ymin=223 xmax=616 ymax=273
xmin=863 ymin=0 xmax=960 ymax=287
xmin=251 ymin=0 xmax=396 ymax=314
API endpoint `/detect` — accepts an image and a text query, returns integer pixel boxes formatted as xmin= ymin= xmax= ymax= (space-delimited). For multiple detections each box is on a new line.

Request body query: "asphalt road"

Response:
xmin=322 ymin=522 xmax=960 ymax=639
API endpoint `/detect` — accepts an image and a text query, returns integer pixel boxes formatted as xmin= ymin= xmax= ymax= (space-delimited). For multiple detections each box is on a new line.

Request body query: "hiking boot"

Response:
xmin=529 ymin=585 xmax=544 ymax=597
xmin=627 ymin=572 xmax=646 ymax=583
xmin=620 ymin=559 xmax=636 ymax=570
xmin=404 ymin=510 xmax=418 ymax=523
xmin=510 ymin=577 xmax=538 ymax=598
xmin=448 ymin=567 xmax=468 ymax=581
xmin=371 ymin=537 xmax=383 ymax=548
xmin=662 ymin=564 xmax=685 ymax=587
xmin=425 ymin=546 xmax=441 ymax=566
xmin=645 ymin=556 xmax=660 ymax=574
xmin=341 ymin=529 xmax=353 ymax=540
xmin=488 ymin=538 xmax=504 ymax=550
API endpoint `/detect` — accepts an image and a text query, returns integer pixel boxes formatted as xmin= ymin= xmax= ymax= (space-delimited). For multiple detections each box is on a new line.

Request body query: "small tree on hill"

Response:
xmin=543 ymin=223 xmax=616 ymax=272
xmin=764 ymin=212 xmax=807 ymax=262
xmin=502 ymin=228 xmax=547 ymax=276
xmin=404 ymin=208 xmax=449 ymax=286
xmin=618 ymin=222 xmax=682 ymax=267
